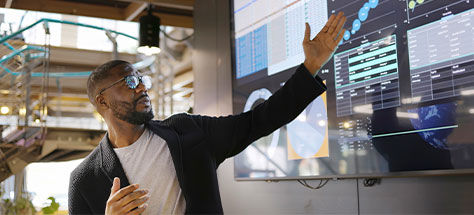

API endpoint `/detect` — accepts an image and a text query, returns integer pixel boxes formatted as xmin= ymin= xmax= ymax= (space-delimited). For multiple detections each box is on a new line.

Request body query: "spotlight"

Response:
xmin=0 ymin=106 xmax=9 ymax=115
xmin=19 ymin=107 xmax=26 ymax=116
xmin=40 ymin=107 xmax=48 ymax=116
xmin=318 ymin=120 xmax=326 ymax=127
xmin=137 ymin=5 xmax=161 ymax=56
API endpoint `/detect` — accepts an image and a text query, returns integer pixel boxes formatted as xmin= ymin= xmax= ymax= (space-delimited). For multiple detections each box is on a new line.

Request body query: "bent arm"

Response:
xmin=68 ymin=174 xmax=93 ymax=214
xmin=191 ymin=64 xmax=326 ymax=165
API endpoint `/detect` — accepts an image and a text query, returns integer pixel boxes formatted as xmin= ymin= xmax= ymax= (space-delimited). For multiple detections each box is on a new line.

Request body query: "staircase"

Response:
xmin=0 ymin=18 xmax=154 ymax=182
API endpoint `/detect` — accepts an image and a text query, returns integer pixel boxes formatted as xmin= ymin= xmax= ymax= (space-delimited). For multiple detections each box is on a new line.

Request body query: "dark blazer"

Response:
xmin=68 ymin=64 xmax=327 ymax=214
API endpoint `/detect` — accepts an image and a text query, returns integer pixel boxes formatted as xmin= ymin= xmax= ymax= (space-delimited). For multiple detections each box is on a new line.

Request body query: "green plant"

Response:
xmin=0 ymin=191 xmax=37 ymax=215
xmin=41 ymin=197 xmax=59 ymax=215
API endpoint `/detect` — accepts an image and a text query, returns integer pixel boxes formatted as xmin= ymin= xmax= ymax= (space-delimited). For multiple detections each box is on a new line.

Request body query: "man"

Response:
xmin=68 ymin=12 xmax=346 ymax=214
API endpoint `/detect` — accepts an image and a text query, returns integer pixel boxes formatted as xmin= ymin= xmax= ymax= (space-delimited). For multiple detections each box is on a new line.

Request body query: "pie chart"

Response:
xmin=287 ymin=90 xmax=329 ymax=159
xmin=244 ymin=88 xmax=280 ymax=158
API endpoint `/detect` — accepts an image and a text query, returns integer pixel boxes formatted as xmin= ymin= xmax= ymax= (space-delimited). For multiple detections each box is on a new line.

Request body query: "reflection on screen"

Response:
xmin=232 ymin=0 xmax=474 ymax=180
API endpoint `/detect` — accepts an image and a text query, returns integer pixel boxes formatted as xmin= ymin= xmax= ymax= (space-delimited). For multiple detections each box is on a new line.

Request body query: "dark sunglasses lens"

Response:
xmin=125 ymin=76 xmax=139 ymax=89
xmin=142 ymin=76 xmax=152 ymax=90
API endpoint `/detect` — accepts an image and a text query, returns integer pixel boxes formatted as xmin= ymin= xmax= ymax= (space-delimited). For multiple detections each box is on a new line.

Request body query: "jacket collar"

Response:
xmin=99 ymin=134 xmax=131 ymax=188
xmin=98 ymin=120 xmax=183 ymax=189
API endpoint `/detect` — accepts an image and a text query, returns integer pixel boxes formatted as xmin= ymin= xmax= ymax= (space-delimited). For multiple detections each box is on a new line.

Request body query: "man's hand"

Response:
xmin=303 ymin=12 xmax=347 ymax=76
xmin=105 ymin=177 xmax=149 ymax=215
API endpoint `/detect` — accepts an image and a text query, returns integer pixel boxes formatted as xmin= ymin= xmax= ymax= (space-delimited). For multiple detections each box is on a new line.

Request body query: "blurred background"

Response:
xmin=0 ymin=1 xmax=194 ymax=213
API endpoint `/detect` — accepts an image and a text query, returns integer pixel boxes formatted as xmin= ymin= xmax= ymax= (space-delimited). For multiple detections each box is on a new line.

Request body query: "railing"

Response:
xmin=0 ymin=18 xmax=137 ymax=44
xmin=0 ymin=17 xmax=153 ymax=133
xmin=0 ymin=15 xmax=158 ymax=186
xmin=0 ymin=18 xmax=149 ymax=78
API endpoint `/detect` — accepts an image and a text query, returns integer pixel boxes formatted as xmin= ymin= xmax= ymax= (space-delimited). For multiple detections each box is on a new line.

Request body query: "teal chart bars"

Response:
xmin=408 ymin=9 xmax=474 ymax=103
xmin=334 ymin=35 xmax=400 ymax=117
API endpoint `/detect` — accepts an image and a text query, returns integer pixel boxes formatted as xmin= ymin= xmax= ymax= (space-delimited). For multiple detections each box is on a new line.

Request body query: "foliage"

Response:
xmin=41 ymin=197 xmax=60 ymax=215
xmin=0 ymin=186 xmax=38 ymax=215
xmin=0 ymin=185 xmax=60 ymax=215
xmin=0 ymin=192 xmax=37 ymax=215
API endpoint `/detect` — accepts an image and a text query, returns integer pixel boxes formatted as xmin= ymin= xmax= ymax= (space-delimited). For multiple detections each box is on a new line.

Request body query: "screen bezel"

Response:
xmin=228 ymin=0 xmax=474 ymax=181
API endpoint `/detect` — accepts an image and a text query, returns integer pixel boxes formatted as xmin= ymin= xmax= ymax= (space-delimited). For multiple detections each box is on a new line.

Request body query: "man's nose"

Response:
xmin=135 ymin=81 xmax=147 ymax=93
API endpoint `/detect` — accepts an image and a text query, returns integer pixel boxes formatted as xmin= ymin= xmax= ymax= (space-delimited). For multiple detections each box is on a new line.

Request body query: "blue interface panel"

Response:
xmin=335 ymin=35 xmax=400 ymax=117
xmin=408 ymin=9 xmax=474 ymax=103
xmin=231 ymin=0 xmax=474 ymax=180
xmin=234 ymin=0 xmax=328 ymax=78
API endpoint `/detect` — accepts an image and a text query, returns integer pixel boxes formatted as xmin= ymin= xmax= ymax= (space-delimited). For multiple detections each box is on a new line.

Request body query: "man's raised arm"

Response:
xmin=190 ymin=12 xmax=346 ymax=165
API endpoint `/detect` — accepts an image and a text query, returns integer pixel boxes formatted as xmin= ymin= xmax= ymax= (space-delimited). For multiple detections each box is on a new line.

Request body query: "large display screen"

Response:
xmin=231 ymin=0 xmax=474 ymax=180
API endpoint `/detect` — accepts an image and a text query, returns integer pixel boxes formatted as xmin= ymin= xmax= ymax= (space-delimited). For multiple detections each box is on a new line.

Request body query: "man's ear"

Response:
xmin=95 ymin=94 xmax=108 ymax=109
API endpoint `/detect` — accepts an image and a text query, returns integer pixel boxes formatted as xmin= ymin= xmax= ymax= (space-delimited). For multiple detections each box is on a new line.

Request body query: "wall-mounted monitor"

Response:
xmin=231 ymin=0 xmax=474 ymax=180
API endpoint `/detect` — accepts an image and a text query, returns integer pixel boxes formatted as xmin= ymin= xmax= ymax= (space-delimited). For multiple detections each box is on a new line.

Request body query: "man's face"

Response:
xmin=99 ymin=64 xmax=154 ymax=125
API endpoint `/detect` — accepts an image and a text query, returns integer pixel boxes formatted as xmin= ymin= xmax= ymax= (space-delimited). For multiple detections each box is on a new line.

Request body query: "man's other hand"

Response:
xmin=303 ymin=11 xmax=346 ymax=76
xmin=105 ymin=177 xmax=149 ymax=215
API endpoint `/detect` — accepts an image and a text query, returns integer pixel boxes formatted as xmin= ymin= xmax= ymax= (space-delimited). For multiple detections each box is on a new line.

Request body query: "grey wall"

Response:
xmin=192 ymin=0 xmax=474 ymax=214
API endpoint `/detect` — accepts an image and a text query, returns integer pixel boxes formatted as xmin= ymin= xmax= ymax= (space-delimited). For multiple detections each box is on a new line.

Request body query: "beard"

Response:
xmin=110 ymin=98 xmax=154 ymax=125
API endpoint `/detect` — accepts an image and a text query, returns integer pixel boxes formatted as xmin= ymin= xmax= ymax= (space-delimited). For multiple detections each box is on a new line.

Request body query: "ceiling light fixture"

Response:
xmin=0 ymin=106 xmax=10 ymax=115
xmin=137 ymin=4 xmax=161 ymax=56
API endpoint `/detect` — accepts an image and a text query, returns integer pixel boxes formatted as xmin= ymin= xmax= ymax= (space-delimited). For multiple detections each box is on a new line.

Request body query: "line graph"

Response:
xmin=407 ymin=0 xmax=433 ymax=12
xmin=329 ymin=0 xmax=397 ymax=45
xmin=405 ymin=0 xmax=470 ymax=23
xmin=343 ymin=0 xmax=379 ymax=41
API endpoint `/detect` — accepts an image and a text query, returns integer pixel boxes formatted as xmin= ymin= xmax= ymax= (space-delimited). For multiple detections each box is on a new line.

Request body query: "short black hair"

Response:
xmin=87 ymin=60 xmax=131 ymax=106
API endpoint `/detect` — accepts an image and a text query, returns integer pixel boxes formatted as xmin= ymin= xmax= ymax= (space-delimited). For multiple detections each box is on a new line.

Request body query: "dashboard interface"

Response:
xmin=231 ymin=0 xmax=474 ymax=179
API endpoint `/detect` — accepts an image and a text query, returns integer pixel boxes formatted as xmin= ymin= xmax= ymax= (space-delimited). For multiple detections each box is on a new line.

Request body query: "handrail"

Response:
xmin=0 ymin=18 xmax=156 ymax=78
xmin=0 ymin=45 xmax=46 ymax=63
xmin=2 ymin=42 xmax=16 ymax=51
xmin=1 ymin=52 xmax=155 ymax=78
xmin=0 ymin=44 xmax=154 ymax=77
xmin=0 ymin=18 xmax=137 ymax=44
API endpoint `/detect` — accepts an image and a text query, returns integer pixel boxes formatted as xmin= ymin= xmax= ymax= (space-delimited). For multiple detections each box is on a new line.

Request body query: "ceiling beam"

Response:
xmin=123 ymin=2 xmax=147 ymax=21
xmin=30 ymin=85 xmax=87 ymax=95
xmin=47 ymin=45 xmax=136 ymax=67
xmin=48 ymin=96 xmax=90 ymax=102
xmin=1 ymin=0 xmax=193 ymax=28
xmin=5 ymin=0 xmax=124 ymax=20
xmin=39 ymin=149 xmax=73 ymax=162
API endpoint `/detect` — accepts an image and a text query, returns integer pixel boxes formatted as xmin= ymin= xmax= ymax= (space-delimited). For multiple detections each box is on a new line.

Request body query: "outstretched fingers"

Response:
xmin=334 ymin=28 xmax=346 ymax=47
xmin=327 ymin=12 xmax=344 ymax=35
xmin=332 ymin=15 xmax=347 ymax=39
xmin=320 ymin=13 xmax=335 ymax=35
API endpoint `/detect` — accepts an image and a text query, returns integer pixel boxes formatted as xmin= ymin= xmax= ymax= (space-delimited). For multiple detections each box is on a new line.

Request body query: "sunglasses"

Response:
xmin=97 ymin=75 xmax=152 ymax=96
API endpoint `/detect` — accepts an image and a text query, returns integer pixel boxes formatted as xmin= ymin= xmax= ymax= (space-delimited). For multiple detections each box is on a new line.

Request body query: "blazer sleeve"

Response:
xmin=68 ymin=172 xmax=93 ymax=214
xmin=190 ymin=64 xmax=327 ymax=165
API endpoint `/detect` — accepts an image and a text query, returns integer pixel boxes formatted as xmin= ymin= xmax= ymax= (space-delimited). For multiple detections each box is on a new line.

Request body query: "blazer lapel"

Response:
xmin=97 ymin=121 xmax=183 ymax=190
xmin=99 ymin=134 xmax=131 ymax=188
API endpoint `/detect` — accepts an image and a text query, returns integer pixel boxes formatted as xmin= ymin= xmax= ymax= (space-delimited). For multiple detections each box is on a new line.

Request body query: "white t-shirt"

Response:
xmin=113 ymin=128 xmax=186 ymax=215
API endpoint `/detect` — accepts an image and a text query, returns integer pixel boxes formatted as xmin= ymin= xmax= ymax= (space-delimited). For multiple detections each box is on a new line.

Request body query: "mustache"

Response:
xmin=134 ymin=94 xmax=149 ymax=103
